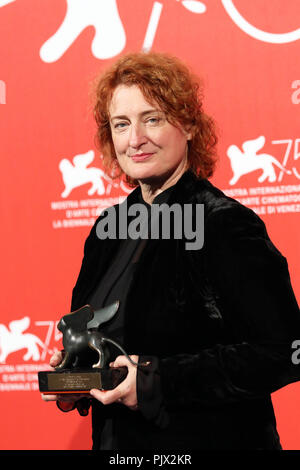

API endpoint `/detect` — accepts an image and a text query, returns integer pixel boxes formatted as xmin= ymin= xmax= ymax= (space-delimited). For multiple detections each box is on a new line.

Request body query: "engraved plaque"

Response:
xmin=38 ymin=367 xmax=127 ymax=394
xmin=48 ymin=372 xmax=102 ymax=391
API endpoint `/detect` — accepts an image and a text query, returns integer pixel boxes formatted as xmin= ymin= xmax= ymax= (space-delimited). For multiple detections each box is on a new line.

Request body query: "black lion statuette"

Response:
xmin=55 ymin=301 xmax=141 ymax=370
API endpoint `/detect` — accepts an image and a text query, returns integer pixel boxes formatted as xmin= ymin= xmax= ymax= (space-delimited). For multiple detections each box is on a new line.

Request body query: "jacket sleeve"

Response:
xmin=156 ymin=204 xmax=300 ymax=409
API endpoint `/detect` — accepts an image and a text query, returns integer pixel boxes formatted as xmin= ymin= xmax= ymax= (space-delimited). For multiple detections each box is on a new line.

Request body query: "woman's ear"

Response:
xmin=176 ymin=121 xmax=193 ymax=140
xmin=183 ymin=127 xmax=193 ymax=141
xmin=186 ymin=130 xmax=192 ymax=141
xmin=183 ymin=122 xmax=194 ymax=141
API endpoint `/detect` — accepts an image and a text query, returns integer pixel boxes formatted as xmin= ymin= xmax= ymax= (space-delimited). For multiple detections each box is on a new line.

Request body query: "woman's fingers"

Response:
xmin=49 ymin=350 xmax=63 ymax=368
xmin=90 ymin=355 xmax=139 ymax=410
xmin=112 ymin=354 xmax=139 ymax=368
xmin=90 ymin=387 xmax=121 ymax=404
xmin=41 ymin=393 xmax=58 ymax=401
xmin=42 ymin=392 xmax=87 ymax=402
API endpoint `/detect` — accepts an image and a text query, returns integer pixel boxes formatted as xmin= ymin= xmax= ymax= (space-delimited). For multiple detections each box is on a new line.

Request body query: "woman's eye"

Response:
xmin=114 ymin=122 xmax=128 ymax=130
xmin=146 ymin=117 xmax=160 ymax=125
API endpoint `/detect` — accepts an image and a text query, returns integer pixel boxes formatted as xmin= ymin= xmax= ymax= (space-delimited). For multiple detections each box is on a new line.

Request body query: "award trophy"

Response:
xmin=38 ymin=301 xmax=137 ymax=395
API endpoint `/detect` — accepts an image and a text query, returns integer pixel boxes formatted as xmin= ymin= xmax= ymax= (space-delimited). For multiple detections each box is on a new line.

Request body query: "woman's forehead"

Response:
xmin=109 ymin=84 xmax=160 ymax=117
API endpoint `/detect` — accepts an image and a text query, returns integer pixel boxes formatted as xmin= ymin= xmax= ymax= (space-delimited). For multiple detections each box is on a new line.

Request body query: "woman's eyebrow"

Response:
xmin=110 ymin=109 xmax=162 ymax=121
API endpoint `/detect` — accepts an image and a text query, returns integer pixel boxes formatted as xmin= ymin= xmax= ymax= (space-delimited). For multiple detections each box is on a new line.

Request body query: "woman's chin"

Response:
xmin=123 ymin=164 xmax=159 ymax=182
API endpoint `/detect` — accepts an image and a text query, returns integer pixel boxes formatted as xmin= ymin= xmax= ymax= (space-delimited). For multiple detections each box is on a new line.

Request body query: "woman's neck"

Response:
xmin=138 ymin=161 xmax=189 ymax=205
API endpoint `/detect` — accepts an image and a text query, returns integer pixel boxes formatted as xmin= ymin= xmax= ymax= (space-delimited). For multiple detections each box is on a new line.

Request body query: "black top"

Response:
xmin=87 ymin=186 xmax=174 ymax=450
xmin=69 ymin=170 xmax=300 ymax=450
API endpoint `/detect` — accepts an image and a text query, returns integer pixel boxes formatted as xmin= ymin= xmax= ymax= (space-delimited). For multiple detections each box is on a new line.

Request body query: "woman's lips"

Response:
xmin=131 ymin=153 xmax=154 ymax=162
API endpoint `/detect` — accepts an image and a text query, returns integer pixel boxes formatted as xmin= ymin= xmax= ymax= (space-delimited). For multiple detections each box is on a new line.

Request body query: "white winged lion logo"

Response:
xmin=59 ymin=150 xmax=116 ymax=198
xmin=227 ymin=136 xmax=291 ymax=186
xmin=0 ymin=317 xmax=45 ymax=363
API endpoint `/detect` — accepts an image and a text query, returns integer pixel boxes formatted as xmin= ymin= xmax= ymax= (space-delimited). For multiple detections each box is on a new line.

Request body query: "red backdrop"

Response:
xmin=0 ymin=0 xmax=299 ymax=450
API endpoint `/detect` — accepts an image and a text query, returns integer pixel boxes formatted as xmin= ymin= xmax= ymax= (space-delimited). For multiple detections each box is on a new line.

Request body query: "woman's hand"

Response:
xmin=41 ymin=350 xmax=87 ymax=407
xmin=90 ymin=355 xmax=139 ymax=411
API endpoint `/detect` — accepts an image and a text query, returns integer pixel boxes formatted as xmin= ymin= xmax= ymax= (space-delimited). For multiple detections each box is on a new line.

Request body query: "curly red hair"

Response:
xmin=92 ymin=52 xmax=218 ymax=187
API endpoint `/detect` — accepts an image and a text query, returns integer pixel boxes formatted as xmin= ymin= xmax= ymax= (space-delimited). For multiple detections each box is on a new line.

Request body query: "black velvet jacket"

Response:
xmin=71 ymin=170 xmax=300 ymax=450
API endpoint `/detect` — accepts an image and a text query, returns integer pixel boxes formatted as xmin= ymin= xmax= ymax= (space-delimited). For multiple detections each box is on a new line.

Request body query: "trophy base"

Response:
xmin=38 ymin=367 xmax=128 ymax=394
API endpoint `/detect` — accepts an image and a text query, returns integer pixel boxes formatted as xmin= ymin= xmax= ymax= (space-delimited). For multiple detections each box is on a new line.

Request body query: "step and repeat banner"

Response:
xmin=0 ymin=0 xmax=299 ymax=450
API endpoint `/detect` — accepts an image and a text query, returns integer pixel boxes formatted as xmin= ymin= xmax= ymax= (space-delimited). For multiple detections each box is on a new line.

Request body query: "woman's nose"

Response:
xmin=128 ymin=123 xmax=147 ymax=148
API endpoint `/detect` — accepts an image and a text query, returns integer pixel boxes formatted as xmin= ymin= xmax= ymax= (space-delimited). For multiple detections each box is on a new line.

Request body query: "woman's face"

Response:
xmin=109 ymin=85 xmax=191 ymax=184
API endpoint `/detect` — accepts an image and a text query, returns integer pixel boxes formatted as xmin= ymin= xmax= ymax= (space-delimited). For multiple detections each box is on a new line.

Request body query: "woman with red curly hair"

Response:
xmin=44 ymin=52 xmax=300 ymax=451
xmin=93 ymin=51 xmax=217 ymax=187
